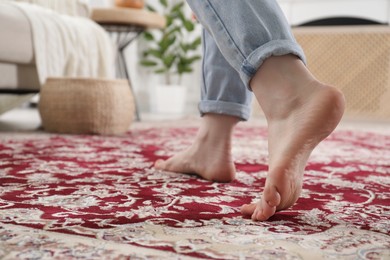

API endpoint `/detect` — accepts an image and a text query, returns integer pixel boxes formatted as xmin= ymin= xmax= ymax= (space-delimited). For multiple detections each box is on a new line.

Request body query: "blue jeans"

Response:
xmin=187 ymin=0 xmax=306 ymax=120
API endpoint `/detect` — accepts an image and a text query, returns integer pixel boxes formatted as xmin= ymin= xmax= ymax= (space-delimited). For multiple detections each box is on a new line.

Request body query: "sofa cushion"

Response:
xmin=0 ymin=4 xmax=34 ymax=64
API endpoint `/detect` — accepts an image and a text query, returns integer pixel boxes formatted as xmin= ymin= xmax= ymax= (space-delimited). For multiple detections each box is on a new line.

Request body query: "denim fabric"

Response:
xmin=188 ymin=0 xmax=306 ymax=120
xmin=200 ymin=29 xmax=253 ymax=120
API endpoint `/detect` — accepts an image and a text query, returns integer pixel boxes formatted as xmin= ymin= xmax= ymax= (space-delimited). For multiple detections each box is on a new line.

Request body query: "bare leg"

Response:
xmin=155 ymin=55 xmax=344 ymax=221
xmin=241 ymin=55 xmax=345 ymax=221
xmin=157 ymin=1 xmax=344 ymax=221
xmin=155 ymin=28 xmax=246 ymax=183
xmin=155 ymin=114 xmax=239 ymax=182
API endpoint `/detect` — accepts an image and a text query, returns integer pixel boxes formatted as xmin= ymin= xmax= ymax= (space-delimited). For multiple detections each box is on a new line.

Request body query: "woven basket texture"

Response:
xmin=39 ymin=78 xmax=135 ymax=135
xmin=294 ymin=26 xmax=390 ymax=120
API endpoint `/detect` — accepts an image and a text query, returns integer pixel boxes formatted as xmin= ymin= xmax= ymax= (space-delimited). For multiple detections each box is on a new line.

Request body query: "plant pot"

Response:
xmin=115 ymin=0 xmax=144 ymax=9
xmin=153 ymin=85 xmax=187 ymax=115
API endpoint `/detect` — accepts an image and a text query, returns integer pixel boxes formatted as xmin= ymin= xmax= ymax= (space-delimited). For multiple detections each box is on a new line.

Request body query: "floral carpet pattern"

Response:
xmin=0 ymin=121 xmax=389 ymax=259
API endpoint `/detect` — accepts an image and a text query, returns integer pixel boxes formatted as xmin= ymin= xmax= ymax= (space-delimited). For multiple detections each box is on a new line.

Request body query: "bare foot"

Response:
xmin=154 ymin=114 xmax=239 ymax=182
xmin=241 ymin=55 xmax=345 ymax=221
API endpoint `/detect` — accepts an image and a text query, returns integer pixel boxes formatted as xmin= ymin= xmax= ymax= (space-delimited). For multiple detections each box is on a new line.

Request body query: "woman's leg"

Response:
xmin=160 ymin=0 xmax=345 ymax=221
xmin=199 ymin=29 xmax=253 ymax=121
xmin=155 ymin=29 xmax=252 ymax=182
xmin=185 ymin=0 xmax=306 ymax=88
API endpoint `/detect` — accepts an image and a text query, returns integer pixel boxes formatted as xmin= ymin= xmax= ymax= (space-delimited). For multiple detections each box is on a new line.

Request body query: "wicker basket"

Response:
xmin=39 ymin=78 xmax=135 ymax=135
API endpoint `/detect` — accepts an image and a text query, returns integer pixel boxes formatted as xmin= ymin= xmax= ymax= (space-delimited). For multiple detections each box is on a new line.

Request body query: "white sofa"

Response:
xmin=0 ymin=0 xmax=113 ymax=114
xmin=0 ymin=4 xmax=40 ymax=92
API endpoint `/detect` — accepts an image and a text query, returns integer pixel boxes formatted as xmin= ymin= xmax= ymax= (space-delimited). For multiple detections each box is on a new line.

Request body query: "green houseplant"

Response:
xmin=140 ymin=0 xmax=202 ymax=85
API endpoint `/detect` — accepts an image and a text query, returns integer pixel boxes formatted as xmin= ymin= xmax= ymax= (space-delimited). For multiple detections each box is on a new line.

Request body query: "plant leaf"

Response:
xmin=177 ymin=63 xmax=193 ymax=74
xmin=154 ymin=68 xmax=167 ymax=74
xmin=163 ymin=54 xmax=176 ymax=68
xmin=180 ymin=43 xmax=189 ymax=52
xmin=165 ymin=15 xmax=173 ymax=27
xmin=140 ymin=0 xmax=199 ymax=76
xmin=159 ymin=0 xmax=168 ymax=8
xmin=146 ymin=4 xmax=156 ymax=12
xmin=177 ymin=10 xmax=186 ymax=22
xmin=140 ymin=60 xmax=158 ymax=67
xmin=167 ymin=36 xmax=176 ymax=46
xmin=143 ymin=31 xmax=154 ymax=41
xmin=183 ymin=20 xmax=195 ymax=31
xmin=144 ymin=49 xmax=163 ymax=59
xmin=159 ymin=35 xmax=176 ymax=54
xmin=190 ymin=36 xmax=202 ymax=49
xmin=171 ymin=2 xmax=184 ymax=14
xmin=183 ymin=55 xmax=202 ymax=64
xmin=166 ymin=26 xmax=181 ymax=37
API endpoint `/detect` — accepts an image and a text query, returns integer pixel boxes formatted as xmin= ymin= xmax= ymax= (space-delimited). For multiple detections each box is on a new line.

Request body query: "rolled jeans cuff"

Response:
xmin=241 ymin=39 xmax=307 ymax=89
xmin=199 ymin=100 xmax=251 ymax=121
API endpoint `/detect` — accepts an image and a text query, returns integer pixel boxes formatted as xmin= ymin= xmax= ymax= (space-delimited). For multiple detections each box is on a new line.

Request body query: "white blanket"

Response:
xmin=7 ymin=1 xmax=115 ymax=85
xmin=12 ymin=0 xmax=90 ymax=17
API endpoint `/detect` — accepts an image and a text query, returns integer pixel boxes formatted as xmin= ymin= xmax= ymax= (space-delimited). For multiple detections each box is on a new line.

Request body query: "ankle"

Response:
xmin=190 ymin=114 xmax=238 ymax=152
xmin=251 ymin=55 xmax=318 ymax=93
xmin=199 ymin=113 xmax=239 ymax=136
xmin=250 ymin=55 xmax=325 ymax=120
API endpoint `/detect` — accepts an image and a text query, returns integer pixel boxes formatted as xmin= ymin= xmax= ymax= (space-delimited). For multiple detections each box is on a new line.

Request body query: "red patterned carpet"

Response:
xmin=0 ymin=120 xmax=389 ymax=259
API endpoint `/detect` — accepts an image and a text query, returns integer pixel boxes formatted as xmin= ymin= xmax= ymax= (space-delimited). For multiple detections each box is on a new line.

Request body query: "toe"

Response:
xmin=154 ymin=157 xmax=192 ymax=174
xmin=248 ymin=199 xmax=275 ymax=221
xmin=252 ymin=208 xmax=261 ymax=221
xmin=251 ymin=184 xmax=280 ymax=220
xmin=263 ymin=182 xmax=281 ymax=208
xmin=154 ymin=159 xmax=167 ymax=170
xmin=242 ymin=200 xmax=276 ymax=221
xmin=257 ymin=196 xmax=276 ymax=221
xmin=241 ymin=203 xmax=256 ymax=216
